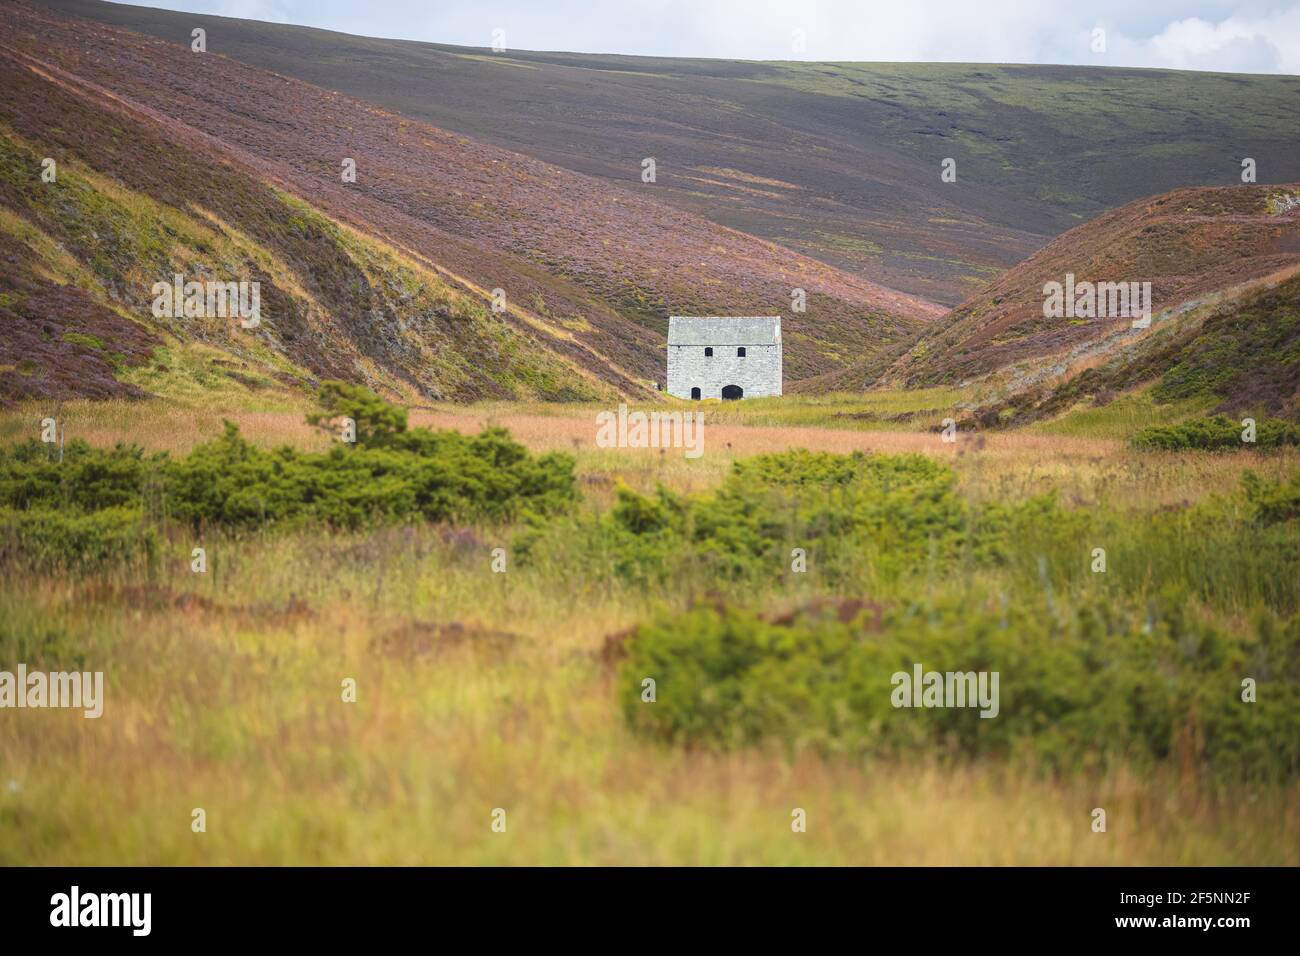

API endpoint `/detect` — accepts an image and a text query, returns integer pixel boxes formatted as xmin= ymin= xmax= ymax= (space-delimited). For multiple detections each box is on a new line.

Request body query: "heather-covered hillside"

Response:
xmin=883 ymin=183 xmax=1300 ymax=389
xmin=43 ymin=0 xmax=1300 ymax=306
xmin=0 ymin=0 xmax=940 ymax=405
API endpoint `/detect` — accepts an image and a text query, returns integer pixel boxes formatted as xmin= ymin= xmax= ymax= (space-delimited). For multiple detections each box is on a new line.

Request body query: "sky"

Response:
xmin=112 ymin=0 xmax=1300 ymax=73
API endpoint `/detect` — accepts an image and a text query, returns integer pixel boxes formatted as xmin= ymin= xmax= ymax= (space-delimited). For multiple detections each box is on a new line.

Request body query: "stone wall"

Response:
xmin=666 ymin=343 xmax=782 ymax=399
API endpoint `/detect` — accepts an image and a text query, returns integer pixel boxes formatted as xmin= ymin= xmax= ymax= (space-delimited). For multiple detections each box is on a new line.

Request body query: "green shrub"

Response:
xmin=0 ymin=439 xmax=161 ymax=512
xmin=1131 ymin=415 xmax=1300 ymax=451
xmin=0 ymin=505 xmax=158 ymax=570
xmin=1242 ymin=469 xmax=1300 ymax=525
xmin=306 ymin=380 xmax=409 ymax=449
xmin=520 ymin=449 xmax=1077 ymax=587
xmin=0 ymin=387 xmax=576 ymax=570
xmin=163 ymin=421 xmax=575 ymax=530
xmin=619 ymin=597 xmax=1300 ymax=780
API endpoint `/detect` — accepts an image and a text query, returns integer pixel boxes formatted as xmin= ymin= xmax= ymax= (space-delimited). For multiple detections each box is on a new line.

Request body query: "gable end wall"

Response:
xmin=666 ymin=343 xmax=782 ymax=399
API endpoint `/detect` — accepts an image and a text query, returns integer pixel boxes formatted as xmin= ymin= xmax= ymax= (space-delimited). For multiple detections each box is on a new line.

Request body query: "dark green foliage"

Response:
xmin=0 ymin=436 xmax=162 ymax=570
xmin=573 ymin=448 xmax=1300 ymax=778
xmin=1130 ymin=415 xmax=1300 ymax=451
xmin=0 ymin=505 xmax=157 ymax=571
xmin=306 ymin=380 xmax=408 ymax=449
xmin=0 ymin=439 xmax=162 ymax=512
xmin=164 ymin=420 xmax=575 ymax=530
xmin=520 ymin=449 xmax=1077 ymax=586
xmin=0 ymin=386 xmax=576 ymax=566
xmin=1242 ymin=470 xmax=1300 ymax=525
xmin=620 ymin=597 xmax=1300 ymax=781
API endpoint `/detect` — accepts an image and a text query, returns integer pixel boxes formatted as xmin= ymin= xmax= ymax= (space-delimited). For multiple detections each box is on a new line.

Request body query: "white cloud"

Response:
xmin=1138 ymin=11 xmax=1300 ymax=72
xmin=116 ymin=1 xmax=1300 ymax=73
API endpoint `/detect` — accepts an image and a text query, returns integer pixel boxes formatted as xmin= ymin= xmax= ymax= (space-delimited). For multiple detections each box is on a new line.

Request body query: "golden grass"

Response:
xmin=2 ymin=394 xmax=1297 ymax=865
xmin=3 ymin=535 xmax=1295 ymax=866
xmin=4 ymin=395 xmax=1292 ymax=508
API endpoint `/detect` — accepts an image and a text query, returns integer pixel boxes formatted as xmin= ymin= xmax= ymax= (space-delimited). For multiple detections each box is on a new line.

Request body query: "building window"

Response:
xmin=737 ymin=347 xmax=746 ymax=357
xmin=690 ymin=387 xmax=701 ymax=400
xmin=704 ymin=347 xmax=713 ymax=357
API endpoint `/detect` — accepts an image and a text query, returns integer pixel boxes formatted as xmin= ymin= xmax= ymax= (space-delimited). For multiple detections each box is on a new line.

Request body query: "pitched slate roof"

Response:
xmin=668 ymin=316 xmax=781 ymax=346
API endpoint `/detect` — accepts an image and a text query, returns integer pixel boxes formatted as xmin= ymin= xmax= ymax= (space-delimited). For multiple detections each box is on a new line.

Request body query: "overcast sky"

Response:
xmin=113 ymin=1 xmax=1300 ymax=73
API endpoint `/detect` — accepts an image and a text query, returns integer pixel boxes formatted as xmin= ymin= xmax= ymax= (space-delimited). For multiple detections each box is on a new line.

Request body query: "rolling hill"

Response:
xmin=1 ymin=0 xmax=940 ymax=405
xmin=861 ymin=182 xmax=1300 ymax=423
xmin=6 ymin=0 xmax=1298 ymax=416
xmin=38 ymin=0 xmax=1300 ymax=306
xmin=986 ymin=267 xmax=1300 ymax=426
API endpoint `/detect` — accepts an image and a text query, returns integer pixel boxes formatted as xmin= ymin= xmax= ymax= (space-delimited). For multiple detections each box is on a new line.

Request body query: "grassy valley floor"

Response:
xmin=1 ymin=392 xmax=1297 ymax=864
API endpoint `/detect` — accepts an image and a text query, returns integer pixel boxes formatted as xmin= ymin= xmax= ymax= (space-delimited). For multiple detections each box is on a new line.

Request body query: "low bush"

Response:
xmin=1130 ymin=415 xmax=1300 ymax=451
xmin=1242 ymin=469 xmax=1300 ymax=525
xmin=619 ymin=596 xmax=1300 ymax=781
xmin=519 ymin=449 xmax=1084 ymax=587
xmin=164 ymin=420 xmax=575 ymax=530
xmin=0 ymin=438 xmax=162 ymax=512
xmin=0 ymin=505 xmax=158 ymax=570
xmin=0 ymin=383 xmax=576 ymax=566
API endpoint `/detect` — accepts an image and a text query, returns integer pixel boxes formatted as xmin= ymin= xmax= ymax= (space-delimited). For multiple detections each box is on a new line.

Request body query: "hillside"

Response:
xmin=975 ymin=267 xmax=1300 ymax=427
xmin=0 ymin=56 xmax=623 ymax=404
xmin=885 ymin=183 xmax=1300 ymax=385
xmin=39 ymin=0 xmax=1300 ymax=306
xmin=857 ymin=182 xmax=1300 ymax=422
xmin=1 ymin=1 xmax=940 ymax=406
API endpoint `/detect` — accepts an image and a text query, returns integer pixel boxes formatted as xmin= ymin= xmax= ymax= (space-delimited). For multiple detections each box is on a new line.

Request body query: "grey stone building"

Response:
xmin=666 ymin=316 xmax=782 ymax=400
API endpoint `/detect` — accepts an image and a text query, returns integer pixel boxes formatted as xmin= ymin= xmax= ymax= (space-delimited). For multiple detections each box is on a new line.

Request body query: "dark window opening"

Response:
xmin=721 ymin=384 xmax=744 ymax=401
xmin=690 ymin=387 xmax=701 ymax=400
xmin=704 ymin=347 xmax=713 ymax=357
xmin=737 ymin=347 xmax=746 ymax=357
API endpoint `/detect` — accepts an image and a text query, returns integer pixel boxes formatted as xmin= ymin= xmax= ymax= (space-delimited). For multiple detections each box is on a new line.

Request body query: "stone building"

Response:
xmin=666 ymin=316 xmax=782 ymax=400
